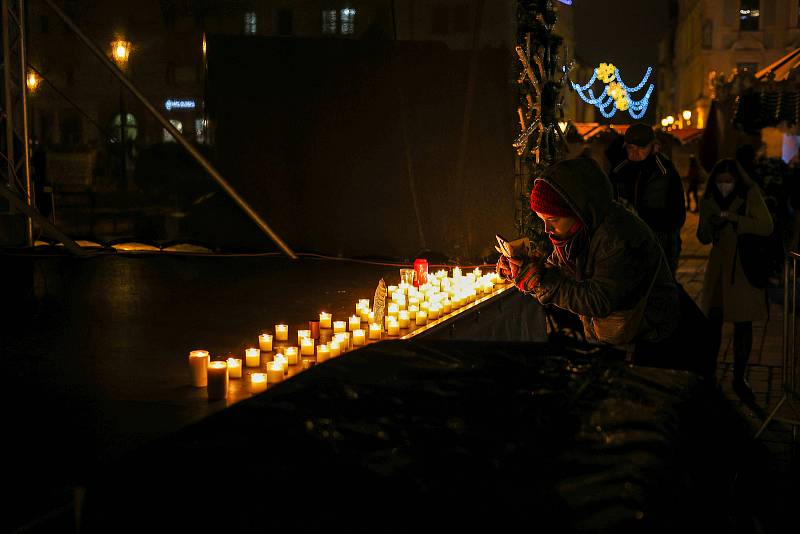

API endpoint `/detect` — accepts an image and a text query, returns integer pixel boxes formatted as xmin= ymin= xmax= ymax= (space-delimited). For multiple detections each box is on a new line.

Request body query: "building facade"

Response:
xmin=659 ymin=0 xmax=800 ymax=129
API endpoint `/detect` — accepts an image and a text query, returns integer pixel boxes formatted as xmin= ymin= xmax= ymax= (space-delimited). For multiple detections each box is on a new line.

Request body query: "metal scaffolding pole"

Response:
xmin=42 ymin=0 xmax=298 ymax=259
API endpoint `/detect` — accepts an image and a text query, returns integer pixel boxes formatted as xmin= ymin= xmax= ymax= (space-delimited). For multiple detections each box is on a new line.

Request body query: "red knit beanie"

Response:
xmin=529 ymin=179 xmax=575 ymax=217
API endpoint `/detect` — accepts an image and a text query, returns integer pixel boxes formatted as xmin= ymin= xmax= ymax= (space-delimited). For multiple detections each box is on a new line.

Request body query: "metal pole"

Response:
xmin=41 ymin=0 xmax=297 ymax=259
xmin=17 ymin=0 xmax=32 ymax=245
xmin=1 ymin=0 xmax=15 ymax=188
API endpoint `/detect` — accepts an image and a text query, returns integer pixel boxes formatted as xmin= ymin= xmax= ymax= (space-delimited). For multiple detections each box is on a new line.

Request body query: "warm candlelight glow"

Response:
xmin=316 ymin=344 xmax=330 ymax=362
xmin=281 ymin=349 xmax=296 ymax=366
xmin=334 ymin=333 xmax=349 ymax=352
xmin=266 ymin=361 xmax=284 ymax=384
xmin=245 ymin=347 xmax=261 ymax=367
xmin=275 ymin=324 xmax=288 ymax=341
xmin=329 ymin=340 xmax=341 ymax=357
xmin=250 ymin=372 xmax=267 ymax=393
xmin=258 ymin=333 xmax=273 ymax=352
xmin=297 ymin=329 xmax=311 ymax=345
xmin=387 ymin=318 xmax=399 ymax=336
xmin=352 ymin=329 xmax=366 ymax=346
xmin=333 ymin=320 xmax=346 ymax=333
xmin=207 ymin=361 xmax=229 ymax=400
xmin=300 ymin=337 xmax=315 ymax=356
xmin=188 ymin=350 xmax=209 ymax=387
xmin=369 ymin=322 xmax=382 ymax=340
xmin=227 ymin=358 xmax=242 ymax=378
xmin=349 ymin=315 xmax=361 ymax=331
xmin=415 ymin=310 xmax=428 ymax=326
xmin=319 ymin=312 xmax=332 ymax=329
xmin=387 ymin=302 xmax=399 ymax=317
xmin=398 ymin=310 xmax=410 ymax=328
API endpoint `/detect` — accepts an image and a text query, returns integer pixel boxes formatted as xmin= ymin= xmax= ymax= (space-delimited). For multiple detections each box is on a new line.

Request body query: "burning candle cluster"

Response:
xmin=187 ymin=267 xmax=501 ymax=401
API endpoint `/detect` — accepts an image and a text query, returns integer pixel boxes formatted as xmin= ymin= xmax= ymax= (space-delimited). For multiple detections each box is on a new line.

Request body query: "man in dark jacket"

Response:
xmin=498 ymin=158 xmax=680 ymax=362
xmin=609 ymin=123 xmax=686 ymax=274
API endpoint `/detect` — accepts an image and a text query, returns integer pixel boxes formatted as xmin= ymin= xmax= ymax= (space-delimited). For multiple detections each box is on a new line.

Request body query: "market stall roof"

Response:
xmin=667 ymin=127 xmax=704 ymax=145
xmin=572 ymin=122 xmax=629 ymax=141
xmin=756 ymin=47 xmax=800 ymax=81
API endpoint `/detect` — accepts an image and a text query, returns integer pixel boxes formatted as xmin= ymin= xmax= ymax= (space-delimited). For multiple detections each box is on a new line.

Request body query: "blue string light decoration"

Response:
xmin=571 ymin=63 xmax=654 ymax=120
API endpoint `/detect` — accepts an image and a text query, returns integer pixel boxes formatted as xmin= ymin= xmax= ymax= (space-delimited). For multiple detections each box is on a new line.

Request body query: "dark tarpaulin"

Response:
xmin=79 ymin=339 xmax=766 ymax=534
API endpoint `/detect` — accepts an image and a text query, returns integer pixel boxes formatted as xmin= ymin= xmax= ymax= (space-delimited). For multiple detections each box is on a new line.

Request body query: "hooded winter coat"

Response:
xmin=697 ymin=182 xmax=773 ymax=322
xmin=530 ymin=158 xmax=679 ymax=350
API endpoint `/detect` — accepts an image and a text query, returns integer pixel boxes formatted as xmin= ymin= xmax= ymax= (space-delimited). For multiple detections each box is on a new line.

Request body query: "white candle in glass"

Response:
xmin=360 ymin=307 xmax=370 ymax=322
xmin=429 ymin=305 xmax=441 ymax=321
xmin=207 ymin=361 xmax=229 ymax=400
xmin=369 ymin=322 xmax=381 ymax=340
xmin=300 ymin=337 xmax=315 ymax=356
xmin=275 ymin=324 xmax=288 ymax=341
xmin=334 ymin=333 xmax=348 ymax=352
xmin=258 ymin=333 xmax=273 ymax=352
xmin=387 ymin=285 xmax=398 ymax=294
xmin=333 ymin=320 xmax=346 ymax=333
xmin=329 ymin=340 xmax=341 ymax=357
xmin=227 ymin=358 xmax=242 ymax=378
xmin=398 ymin=310 xmax=410 ymax=328
xmin=245 ymin=348 xmax=261 ymax=367
xmin=358 ymin=299 xmax=370 ymax=310
xmin=387 ymin=302 xmax=399 ymax=318
xmin=250 ymin=372 xmax=267 ymax=394
xmin=266 ymin=361 xmax=284 ymax=384
xmin=319 ymin=312 xmax=332 ymax=329
xmin=415 ymin=310 xmax=428 ymax=326
xmin=387 ymin=318 xmax=399 ymax=336
xmin=297 ymin=329 xmax=311 ymax=345
xmin=349 ymin=315 xmax=361 ymax=331
xmin=408 ymin=305 xmax=418 ymax=320
xmin=188 ymin=350 xmax=209 ymax=387
xmin=442 ymin=299 xmax=452 ymax=314
xmin=282 ymin=348 xmax=297 ymax=366
xmin=352 ymin=329 xmax=366 ymax=346
xmin=316 ymin=344 xmax=330 ymax=362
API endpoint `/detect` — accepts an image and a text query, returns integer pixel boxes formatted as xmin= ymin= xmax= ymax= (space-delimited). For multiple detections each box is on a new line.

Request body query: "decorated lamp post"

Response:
xmin=110 ymin=38 xmax=131 ymax=190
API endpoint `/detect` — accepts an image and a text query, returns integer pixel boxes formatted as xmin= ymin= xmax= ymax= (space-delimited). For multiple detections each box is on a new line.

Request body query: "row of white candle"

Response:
xmin=189 ymin=267 xmax=502 ymax=399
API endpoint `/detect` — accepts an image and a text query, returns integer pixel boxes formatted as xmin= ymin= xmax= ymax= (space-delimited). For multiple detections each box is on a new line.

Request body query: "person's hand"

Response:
xmin=496 ymin=255 xmax=513 ymax=280
xmin=513 ymin=256 xmax=545 ymax=293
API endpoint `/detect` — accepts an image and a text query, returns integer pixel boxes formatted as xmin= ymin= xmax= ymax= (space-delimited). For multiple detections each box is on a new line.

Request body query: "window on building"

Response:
xmin=163 ymin=119 xmax=183 ymax=143
xmin=432 ymin=4 xmax=449 ymax=34
xmin=110 ymin=113 xmax=137 ymax=143
xmin=322 ymin=9 xmax=338 ymax=34
xmin=739 ymin=0 xmax=760 ymax=31
xmin=340 ymin=7 xmax=356 ymax=35
xmin=453 ymin=3 xmax=470 ymax=33
xmin=702 ymin=19 xmax=712 ymax=48
xmin=244 ymin=11 xmax=257 ymax=35
xmin=278 ymin=9 xmax=293 ymax=36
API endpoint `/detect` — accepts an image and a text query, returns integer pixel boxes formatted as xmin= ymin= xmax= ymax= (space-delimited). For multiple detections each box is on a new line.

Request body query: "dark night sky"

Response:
xmin=572 ymin=0 xmax=672 ymax=123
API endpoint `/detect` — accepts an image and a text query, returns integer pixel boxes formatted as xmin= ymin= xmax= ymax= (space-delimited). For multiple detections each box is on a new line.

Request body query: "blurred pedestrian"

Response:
xmin=609 ymin=123 xmax=686 ymax=274
xmin=684 ymin=155 xmax=705 ymax=213
xmin=697 ymin=158 xmax=773 ymax=403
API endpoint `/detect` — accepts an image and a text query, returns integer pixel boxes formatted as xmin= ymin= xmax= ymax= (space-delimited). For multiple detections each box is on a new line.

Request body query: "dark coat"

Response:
xmin=609 ymin=152 xmax=686 ymax=270
xmin=531 ymin=158 xmax=679 ymax=351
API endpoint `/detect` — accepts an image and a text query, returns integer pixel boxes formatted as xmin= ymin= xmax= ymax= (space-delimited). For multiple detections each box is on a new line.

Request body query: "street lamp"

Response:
xmin=26 ymin=70 xmax=41 ymax=94
xmin=110 ymin=38 xmax=132 ymax=190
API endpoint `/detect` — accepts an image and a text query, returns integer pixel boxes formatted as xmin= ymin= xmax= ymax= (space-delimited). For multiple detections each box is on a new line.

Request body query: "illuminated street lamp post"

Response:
xmin=26 ymin=69 xmax=40 ymax=94
xmin=110 ymin=38 xmax=131 ymax=190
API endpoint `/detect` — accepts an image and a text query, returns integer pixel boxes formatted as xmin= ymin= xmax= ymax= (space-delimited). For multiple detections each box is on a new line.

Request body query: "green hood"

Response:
xmin=534 ymin=158 xmax=614 ymax=231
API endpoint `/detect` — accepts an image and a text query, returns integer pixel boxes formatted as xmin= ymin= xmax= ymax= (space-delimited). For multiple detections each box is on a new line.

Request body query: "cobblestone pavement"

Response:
xmin=677 ymin=209 xmax=798 ymax=470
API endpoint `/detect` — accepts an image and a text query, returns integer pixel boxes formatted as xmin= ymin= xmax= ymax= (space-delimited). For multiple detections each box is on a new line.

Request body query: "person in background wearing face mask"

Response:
xmin=497 ymin=158 xmax=680 ymax=364
xmin=609 ymin=123 xmax=686 ymax=275
xmin=697 ymin=158 xmax=773 ymax=403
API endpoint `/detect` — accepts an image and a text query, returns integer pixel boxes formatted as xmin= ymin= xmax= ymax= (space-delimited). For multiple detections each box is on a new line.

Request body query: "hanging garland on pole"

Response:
xmin=513 ymin=0 xmax=572 ymax=250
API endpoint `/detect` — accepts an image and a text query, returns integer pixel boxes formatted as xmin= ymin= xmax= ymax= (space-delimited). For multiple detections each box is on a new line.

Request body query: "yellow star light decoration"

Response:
xmin=595 ymin=62 xmax=616 ymax=84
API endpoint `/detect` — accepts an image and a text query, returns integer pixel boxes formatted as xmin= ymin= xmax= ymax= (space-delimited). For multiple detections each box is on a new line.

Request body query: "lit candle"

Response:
xmin=333 ymin=320 xmax=346 ymax=333
xmin=369 ymin=322 xmax=382 ymax=340
xmin=408 ymin=297 xmax=419 ymax=307
xmin=349 ymin=315 xmax=361 ymax=331
xmin=360 ymin=307 xmax=370 ymax=322
xmin=317 ymin=344 xmax=330 ymax=363
xmin=387 ymin=302 xmax=399 ymax=318
xmin=258 ymin=333 xmax=273 ymax=352
xmin=266 ymin=361 xmax=284 ymax=384
xmin=368 ymin=311 xmax=375 ymax=324
xmin=282 ymin=348 xmax=297 ymax=366
xmin=334 ymin=333 xmax=348 ymax=352
xmin=188 ymin=350 xmax=209 ymax=387
xmin=275 ymin=324 xmax=288 ymax=341
xmin=357 ymin=299 xmax=370 ymax=310
xmin=227 ymin=357 xmax=242 ymax=378
xmin=319 ymin=312 xmax=332 ymax=329
xmin=429 ymin=305 xmax=441 ymax=321
xmin=387 ymin=318 xmax=399 ymax=336
xmin=453 ymin=266 xmax=462 ymax=278
xmin=387 ymin=285 xmax=398 ymax=294
xmin=398 ymin=310 xmax=410 ymax=328
xmin=250 ymin=372 xmax=267 ymax=394
xmin=442 ymin=299 xmax=452 ymax=314
xmin=329 ymin=340 xmax=341 ymax=357
xmin=245 ymin=347 xmax=261 ymax=367
xmin=297 ymin=329 xmax=311 ymax=345
xmin=416 ymin=310 xmax=428 ymax=326
xmin=408 ymin=305 xmax=418 ymax=320
xmin=207 ymin=361 xmax=228 ymax=400
xmin=300 ymin=337 xmax=315 ymax=356
xmin=352 ymin=329 xmax=366 ymax=346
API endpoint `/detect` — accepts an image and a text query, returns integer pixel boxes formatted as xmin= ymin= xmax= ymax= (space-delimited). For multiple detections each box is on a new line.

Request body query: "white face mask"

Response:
xmin=717 ymin=182 xmax=735 ymax=197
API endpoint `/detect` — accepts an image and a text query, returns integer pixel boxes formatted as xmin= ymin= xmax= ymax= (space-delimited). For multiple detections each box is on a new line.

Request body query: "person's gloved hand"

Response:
xmin=496 ymin=255 xmax=513 ymax=280
xmin=512 ymin=255 xmax=545 ymax=293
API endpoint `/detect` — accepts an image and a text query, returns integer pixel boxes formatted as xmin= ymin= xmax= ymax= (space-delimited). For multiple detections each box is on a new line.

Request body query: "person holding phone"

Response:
xmin=497 ymin=158 xmax=681 ymax=364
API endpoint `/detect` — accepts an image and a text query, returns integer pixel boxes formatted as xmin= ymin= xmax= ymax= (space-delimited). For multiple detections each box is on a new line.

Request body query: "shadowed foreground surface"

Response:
xmin=80 ymin=340 xmax=779 ymax=534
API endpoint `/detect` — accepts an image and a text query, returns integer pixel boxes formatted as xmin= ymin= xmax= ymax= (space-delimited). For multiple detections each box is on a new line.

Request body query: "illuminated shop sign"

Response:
xmin=164 ymin=99 xmax=196 ymax=111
